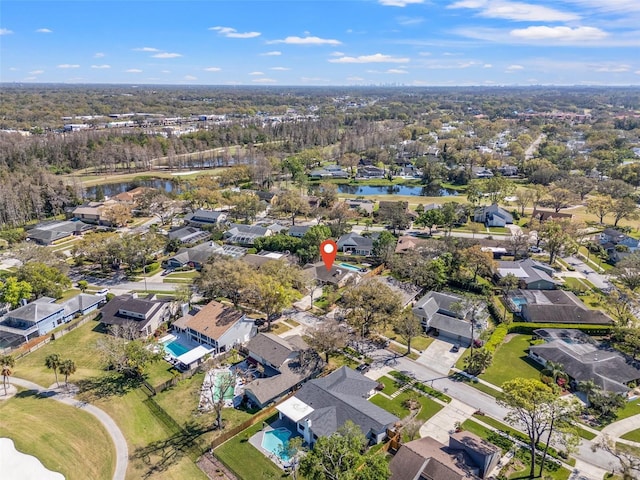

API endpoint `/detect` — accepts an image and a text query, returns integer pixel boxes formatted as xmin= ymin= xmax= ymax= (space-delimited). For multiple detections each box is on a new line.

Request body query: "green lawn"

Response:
xmin=506 ymin=450 xmax=571 ymax=480
xmin=269 ymin=322 xmax=292 ymax=335
xmin=562 ymin=277 xmax=590 ymax=292
xmin=381 ymin=326 xmax=434 ymax=352
xmin=613 ymin=399 xmax=640 ymax=423
xmin=165 ymin=270 xmax=200 ymax=279
xmin=376 ymin=375 xmax=400 ymax=395
xmin=55 ymin=288 xmax=82 ymax=303
xmin=0 ymin=391 xmax=115 ymax=480
xmin=479 ymin=334 xmax=543 ymax=387
xmin=370 ymin=390 xmax=443 ymax=422
xmin=387 ymin=341 xmax=420 ymax=360
xmin=575 ymin=425 xmax=597 ymax=440
xmin=327 ymin=352 xmax=360 ymax=371
xmin=215 ymin=414 xmax=289 ymax=480
xmin=15 ymin=319 xmax=107 ymax=386
xmin=461 ymin=419 xmax=514 ymax=453
xmin=620 ymin=428 xmax=640 ymax=442
xmin=145 ymin=360 xmax=180 ymax=390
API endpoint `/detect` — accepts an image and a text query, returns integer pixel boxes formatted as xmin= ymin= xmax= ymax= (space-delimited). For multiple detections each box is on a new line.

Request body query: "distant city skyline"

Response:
xmin=1 ymin=0 xmax=639 ymax=86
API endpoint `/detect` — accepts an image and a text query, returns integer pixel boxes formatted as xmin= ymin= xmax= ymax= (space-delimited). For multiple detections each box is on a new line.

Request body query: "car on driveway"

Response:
xmin=451 ymin=344 xmax=460 ymax=352
xmin=355 ymin=363 xmax=370 ymax=374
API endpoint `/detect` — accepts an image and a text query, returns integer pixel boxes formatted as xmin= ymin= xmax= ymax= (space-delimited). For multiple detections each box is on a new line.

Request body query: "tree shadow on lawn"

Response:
xmin=131 ymin=421 xmax=216 ymax=478
xmin=75 ymin=373 xmax=142 ymax=401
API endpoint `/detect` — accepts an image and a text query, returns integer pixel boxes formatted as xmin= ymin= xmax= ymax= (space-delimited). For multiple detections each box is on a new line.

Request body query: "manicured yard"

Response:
xmin=479 ymin=334 xmax=543 ymax=388
xmin=215 ymin=414 xmax=288 ymax=480
xmin=165 ymin=270 xmax=200 ymax=279
xmin=269 ymin=322 xmax=292 ymax=335
xmin=370 ymin=390 xmax=443 ymax=422
xmin=376 ymin=375 xmax=400 ymax=395
xmin=613 ymin=398 xmax=640 ymax=423
xmin=145 ymin=360 xmax=180 ymax=390
xmin=620 ymin=428 xmax=640 ymax=442
xmin=55 ymin=288 xmax=82 ymax=303
xmin=327 ymin=352 xmax=360 ymax=371
xmin=506 ymin=451 xmax=571 ymax=480
xmin=562 ymin=277 xmax=590 ymax=292
xmin=387 ymin=341 xmax=420 ymax=360
xmin=0 ymin=392 xmax=115 ymax=480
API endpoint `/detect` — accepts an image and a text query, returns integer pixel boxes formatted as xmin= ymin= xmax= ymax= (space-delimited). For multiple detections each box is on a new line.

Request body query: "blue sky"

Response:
xmin=1 ymin=0 xmax=639 ymax=85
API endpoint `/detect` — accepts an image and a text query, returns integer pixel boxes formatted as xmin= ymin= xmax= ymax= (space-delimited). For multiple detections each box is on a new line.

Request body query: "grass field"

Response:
xmin=0 ymin=392 xmax=115 ymax=480
xmin=479 ymin=334 xmax=543 ymax=388
xmin=376 ymin=375 xmax=400 ymax=395
xmin=370 ymin=390 xmax=443 ymax=422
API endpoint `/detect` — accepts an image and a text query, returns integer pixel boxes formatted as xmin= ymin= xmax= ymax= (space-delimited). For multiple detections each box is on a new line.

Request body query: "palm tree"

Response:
xmin=541 ymin=361 xmax=568 ymax=385
xmin=1 ymin=355 xmax=15 ymax=395
xmin=464 ymin=348 xmax=493 ymax=376
xmin=577 ymin=379 xmax=600 ymax=402
xmin=45 ymin=353 xmax=61 ymax=387
xmin=58 ymin=359 xmax=76 ymax=386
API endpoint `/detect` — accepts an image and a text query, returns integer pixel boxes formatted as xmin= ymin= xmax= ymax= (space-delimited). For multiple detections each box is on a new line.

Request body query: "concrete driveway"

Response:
xmin=417 ymin=339 xmax=466 ymax=375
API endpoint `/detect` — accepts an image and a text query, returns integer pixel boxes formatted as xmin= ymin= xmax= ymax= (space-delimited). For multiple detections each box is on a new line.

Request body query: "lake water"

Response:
xmin=337 ymin=184 xmax=459 ymax=197
xmin=84 ymin=179 xmax=181 ymax=199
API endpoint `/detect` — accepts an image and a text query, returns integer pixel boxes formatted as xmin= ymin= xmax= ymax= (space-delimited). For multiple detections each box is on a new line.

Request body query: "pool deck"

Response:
xmin=248 ymin=418 xmax=300 ymax=470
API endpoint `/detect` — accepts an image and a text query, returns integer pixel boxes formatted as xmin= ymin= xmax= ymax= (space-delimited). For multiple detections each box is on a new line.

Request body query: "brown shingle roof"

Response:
xmin=185 ymin=301 xmax=243 ymax=340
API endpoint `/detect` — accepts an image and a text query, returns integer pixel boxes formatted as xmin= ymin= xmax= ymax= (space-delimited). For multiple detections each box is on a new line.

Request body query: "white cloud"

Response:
xmin=386 ymin=68 xmax=408 ymax=74
xmin=161 ymin=70 xmax=171 ymax=73
xmin=510 ymin=26 xmax=608 ymax=41
xmin=635 ymin=70 xmax=640 ymax=75
xmin=204 ymin=67 xmax=221 ymax=72
xmin=330 ymin=51 xmax=345 ymax=56
xmin=133 ymin=47 xmax=159 ymax=52
xmin=209 ymin=26 xmax=261 ymax=38
xmin=184 ymin=75 xmax=197 ymax=80
xmin=24 ymin=76 xmax=37 ymax=81
xmin=329 ymin=53 xmax=409 ymax=63
xmin=91 ymin=64 xmax=111 ymax=69
xmin=424 ymin=60 xmax=481 ymax=69
xmin=126 ymin=69 xmax=143 ymax=73
xmin=94 ymin=52 xmax=105 ymax=58
xmin=261 ymin=51 xmax=282 ymax=56
xmin=270 ymin=67 xmax=290 ymax=71
xmin=379 ymin=0 xmax=425 ymax=7
xmin=249 ymin=71 xmax=264 ymax=75
xmin=57 ymin=64 xmax=80 ymax=69
xmin=483 ymin=63 xmax=493 ymax=68
xmin=0 ymin=28 xmax=14 ymax=35
xmin=347 ymin=76 xmax=365 ymax=81
xmin=36 ymin=28 xmax=52 ymax=33
xmin=397 ymin=16 xmax=424 ymax=25
xmin=448 ymin=0 xmax=579 ymax=22
xmin=9 ymin=67 xmax=18 ymax=71
xmin=252 ymin=78 xmax=277 ymax=83
xmin=506 ymin=64 xmax=524 ymax=71
xmin=418 ymin=51 xmax=432 ymax=56
xmin=595 ymin=64 xmax=631 ymax=72
xmin=152 ymin=52 xmax=182 ymax=58
xmin=29 ymin=70 xmax=44 ymax=75
xmin=269 ymin=36 xmax=341 ymax=46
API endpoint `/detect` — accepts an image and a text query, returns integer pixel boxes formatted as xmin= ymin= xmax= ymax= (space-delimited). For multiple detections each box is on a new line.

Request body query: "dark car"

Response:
xmin=356 ymin=363 xmax=370 ymax=374
xmin=254 ymin=318 xmax=265 ymax=327
xmin=451 ymin=344 xmax=460 ymax=352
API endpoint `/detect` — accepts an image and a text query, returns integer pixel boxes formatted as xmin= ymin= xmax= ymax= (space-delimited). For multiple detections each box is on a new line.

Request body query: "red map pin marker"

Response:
xmin=320 ymin=239 xmax=338 ymax=271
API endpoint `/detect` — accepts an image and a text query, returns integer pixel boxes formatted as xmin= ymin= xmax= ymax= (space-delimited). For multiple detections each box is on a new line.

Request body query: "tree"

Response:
xmin=559 ymin=176 xmax=596 ymax=201
xmin=612 ymin=253 xmax=640 ymax=291
xmin=461 ymin=245 xmax=495 ymax=283
xmin=276 ymin=190 xmax=309 ymax=225
xmin=499 ymin=273 xmax=519 ymax=321
xmin=299 ymin=421 xmax=390 ymax=480
xmin=416 ymin=208 xmax=444 ymax=235
xmin=0 ymin=276 xmax=32 ymax=308
xmin=394 ymin=310 xmax=422 ymax=355
xmin=209 ymin=371 xmax=236 ymax=430
xmin=16 ymin=262 xmax=71 ymax=299
xmin=103 ymin=203 xmax=132 ymax=227
xmin=515 ymin=188 xmax=536 ymax=216
xmin=464 ymin=348 xmax=492 ymax=375
xmin=537 ymin=219 xmax=578 ymax=265
xmin=546 ymin=186 xmax=576 ymax=213
xmin=372 ymin=230 xmax=396 ymax=265
xmin=196 ymin=257 xmax=253 ymax=306
xmin=342 ymin=278 xmax=402 ymax=337
xmin=1 ymin=355 xmax=15 ymax=395
xmin=58 ymin=358 xmax=76 ymax=385
xmin=612 ymin=197 xmax=639 ymax=227
xmin=77 ymin=280 xmax=88 ymax=292
xmin=484 ymin=176 xmax=515 ymax=205
xmin=498 ymin=378 xmax=558 ymax=479
xmin=45 ymin=353 xmax=61 ymax=387
xmin=586 ymin=195 xmax=614 ymax=224
xmin=440 ymin=202 xmax=463 ymax=235
xmin=377 ymin=201 xmax=410 ymax=234
xmin=277 ymin=436 xmax=305 ymax=480
xmin=509 ymin=231 xmax=530 ymax=260
xmin=246 ymin=274 xmax=298 ymax=331
xmin=307 ymin=322 xmax=346 ymax=363
xmin=466 ymin=180 xmax=483 ymax=206
xmin=540 ymin=361 xmax=567 ymax=385
xmin=96 ymin=326 xmax=162 ymax=379
xmin=593 ymin=435 xmax=640 ymax=480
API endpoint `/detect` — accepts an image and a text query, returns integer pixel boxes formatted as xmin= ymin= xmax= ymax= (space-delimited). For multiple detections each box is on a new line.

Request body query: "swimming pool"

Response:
xmin=511 ymin=297 xmax=527 ymax=307
xmin=163 ymin=339 xmax=190 ymax=357
xmin=261 ymin=428 xmax=292 ymax=461
xmin=212 ymin=372 xmax=235 ymax=402
xmin=339 ymin=262 xmax=362 ymax=272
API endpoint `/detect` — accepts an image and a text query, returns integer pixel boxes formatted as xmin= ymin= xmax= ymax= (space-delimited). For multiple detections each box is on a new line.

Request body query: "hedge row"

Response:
xmin=485 ymin=324 xmax=509 ymax=352
xmin=508 ymin=322 xmax=612 ymax=335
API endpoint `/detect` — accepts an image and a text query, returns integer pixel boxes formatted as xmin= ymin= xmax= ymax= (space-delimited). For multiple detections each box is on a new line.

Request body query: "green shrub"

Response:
xmin=485 ymin=324 xmax=509 ymax=352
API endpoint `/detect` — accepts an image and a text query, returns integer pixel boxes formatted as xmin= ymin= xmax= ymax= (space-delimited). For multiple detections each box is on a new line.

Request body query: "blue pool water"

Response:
xmin=339 ymin=262 xmax=362 ymax=272
xmin=213 ymin=372 xmax=235 ymax=402
xmin=511 ymin=297 xmax=527 ymax=307
xmin=262 ymin=428 xmax=292 ymax=461
xmin=163 ymin=340 xmax=190 ymax=357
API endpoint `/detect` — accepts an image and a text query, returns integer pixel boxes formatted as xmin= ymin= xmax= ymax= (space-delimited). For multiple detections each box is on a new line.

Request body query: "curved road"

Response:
xmin=9 ymin=377 xmax=128 ymax=480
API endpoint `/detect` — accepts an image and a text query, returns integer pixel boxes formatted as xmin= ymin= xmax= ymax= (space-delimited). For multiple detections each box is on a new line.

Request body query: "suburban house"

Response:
xmin=287 ymin=225 xmax=311 ymax=238
xmin=302 ymin=262 xmax=362 ymax=287
xmin=343 ymin=199 xmax=374 ymax=216
xmin=0 ymin=297 xmax=65 ymax=343
xmin=599 ymin=228 xmax=639 ymax=264
xmin=337 ymin=232 xmax=374 ymax=256
xmin=395 ymin=235 xmax=435 ymax=254
xmin=497 ymin=165 xmax=518 ymax=177
xmin=531 ymin=208 xmax=573 ymax=222
xmin=99 ymin=293 xmax=171 ymax=337
xmin=256 ymin=191 xmax=278 ymax=206
xmin=275 ymin=366 xmax=399 ymax=446
xmin=167 ymin=226 xmax=210 ymax=245
xmin=172 ymin=301 xmax=256 ymax=354
xmin=310 ymin=165 xmax=349 ymax=179
xmin=390 ymin=433 xmax=501 ymax=480
xmin=495 ymin=258 xmax=559 ymax=290
xmin=241 ymin=333 xmax=323 ymax=408
xmin=165 ymin=241 xmax=225 ymax=270
xmin=529 ymin=329 xmax=640 ymax=395
xmin=508 ymin=289 xmax=614 ymax=325
xmin=72 ymin=201 xmax=116 ymax=225
xmin=473 ymin=204 xmax=513 ymax=227
xmin=61 ymin=293 xmax=105 ymax=322
xmin=223 ymin=224 xmax=272 ymax=245
xmin=184 ymin=209 xmax=228 ymax=228
xmin=27 ymin=220 xmax=94 ymax=245
xmin=412 ymin=291 xmax=489 ymax=347
xmin=471 ymin=166 xmax=494 ymax=179
xmin=112 ymin=186 xmax=152 ymax=203
xmin=241 ymin=251 xmax=292 ymax=268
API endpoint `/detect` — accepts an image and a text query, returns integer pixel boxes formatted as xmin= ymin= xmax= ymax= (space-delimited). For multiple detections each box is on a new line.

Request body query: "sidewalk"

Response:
xmin=418 ymin=399 xmax=477 ymax=443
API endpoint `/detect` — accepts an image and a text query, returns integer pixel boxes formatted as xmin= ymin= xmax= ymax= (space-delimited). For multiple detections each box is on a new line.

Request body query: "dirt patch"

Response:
xmin=198 ymin=452 xmax=237 ymax=480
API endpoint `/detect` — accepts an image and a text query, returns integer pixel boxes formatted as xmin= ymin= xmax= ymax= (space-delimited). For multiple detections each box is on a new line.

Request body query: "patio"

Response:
xmin=248 ymin=417 xmax=302 ymax=470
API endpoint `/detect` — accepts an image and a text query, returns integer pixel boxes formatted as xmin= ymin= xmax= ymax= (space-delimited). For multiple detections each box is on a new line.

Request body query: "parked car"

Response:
xmin=451 ymin=343 xmax=460 ymax=352
xmin=254 ymin=318 xmax=265 ymax=327
xmin=355 ymin=363 xmax=370 ymax=374
xmin=528 ymin=246 xmax=542 ymax=253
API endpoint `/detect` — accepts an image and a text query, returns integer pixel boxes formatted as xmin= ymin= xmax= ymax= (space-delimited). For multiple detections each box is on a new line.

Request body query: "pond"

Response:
xmin=336 ymin=184 xmax=459 ymax=197
xmin=84 ymin=179 xmax=182 ymax=199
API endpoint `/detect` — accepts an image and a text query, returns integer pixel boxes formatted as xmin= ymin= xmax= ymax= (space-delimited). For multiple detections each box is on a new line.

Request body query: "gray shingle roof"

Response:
xmin=6 ymin=302 xmax=64 ymax=323
xmin=61 ymin=293 xmax=104 ymax=317
xmin=184 ymin=209 xmax=225 ymax=224
xmin=337 ymin=232 xmax=374 ymax=250
xmin=246 ymin=333 xmax=302 ymax=367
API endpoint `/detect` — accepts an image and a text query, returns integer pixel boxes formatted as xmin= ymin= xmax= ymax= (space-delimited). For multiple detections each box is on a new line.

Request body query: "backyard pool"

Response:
xmin=261 ymin=428 xmax=292 ymax=461
xmin=511 ymin=297 xmax=527 ymax=308
xmin=339 ymin=262 xmax=363 ymax=272
xmin=212 ymin=372 xmax=235 ymax=402
xmin=163 ymin=339 xmax=190 ymax=358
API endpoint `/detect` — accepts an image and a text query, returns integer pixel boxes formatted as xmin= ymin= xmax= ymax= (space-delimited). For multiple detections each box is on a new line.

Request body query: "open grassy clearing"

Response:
xmin=479 ymin=334 xmax=543 ymax=387
xmin=0 ymin=391 xmax=115 ymax=480
xmin=376 ymin=375 xmax=400 ymax=395
xmin=370 ymin=390 xmax=443 ymax=422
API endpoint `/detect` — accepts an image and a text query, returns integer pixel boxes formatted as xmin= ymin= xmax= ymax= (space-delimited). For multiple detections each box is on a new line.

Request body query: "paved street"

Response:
xmin=562 ymin=255 xmax=612 ymax=290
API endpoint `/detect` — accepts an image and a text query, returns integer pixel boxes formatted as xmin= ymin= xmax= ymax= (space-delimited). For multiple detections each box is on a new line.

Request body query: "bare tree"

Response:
xmin=592 ymin=434 xmax=640 ymax=480
xmin=209 ymin=372 xmax=237 ymax=430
